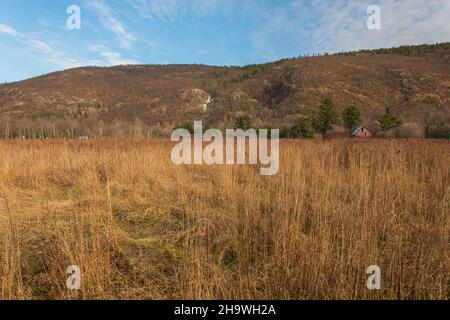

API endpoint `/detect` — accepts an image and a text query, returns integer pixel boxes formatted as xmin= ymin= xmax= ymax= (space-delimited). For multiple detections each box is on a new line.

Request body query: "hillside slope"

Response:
xmin=0 ymin=43 xmax=449 ymax=138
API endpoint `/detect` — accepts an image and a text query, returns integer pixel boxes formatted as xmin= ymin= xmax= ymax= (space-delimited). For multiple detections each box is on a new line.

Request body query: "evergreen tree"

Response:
xmin=342 ymin=106 xmax=362 ymax=131
xmin=313 ymin=99 xmax=339 ymax=136
xmin=378 ymin=108 xmax=402 ymax=132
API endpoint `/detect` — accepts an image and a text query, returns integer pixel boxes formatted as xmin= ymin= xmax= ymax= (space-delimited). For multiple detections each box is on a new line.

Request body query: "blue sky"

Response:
xmin=0 ymin=0 xmax=449 ymax=82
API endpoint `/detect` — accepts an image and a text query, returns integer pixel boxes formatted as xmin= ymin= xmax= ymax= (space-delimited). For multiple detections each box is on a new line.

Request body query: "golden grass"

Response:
xmin=0 ymin=139 xmax=448 ymax=300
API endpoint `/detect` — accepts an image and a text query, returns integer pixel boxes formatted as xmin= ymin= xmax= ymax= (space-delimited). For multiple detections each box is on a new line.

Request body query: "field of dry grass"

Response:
xmin=0 ymin=139 xmax=448 ymax=300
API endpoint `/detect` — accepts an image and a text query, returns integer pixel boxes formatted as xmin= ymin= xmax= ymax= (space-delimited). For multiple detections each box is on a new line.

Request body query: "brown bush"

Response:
xmin=394 ymin=122 xmax=426 ymax=138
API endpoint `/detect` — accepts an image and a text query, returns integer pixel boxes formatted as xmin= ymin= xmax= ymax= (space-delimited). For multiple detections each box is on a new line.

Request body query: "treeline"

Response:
xmin=335 ymin=42 xmax=450 ymax=57
xmin=1 ymin=101 xmax=448 ymax=140
xmin=218 ymin=59 xmax=289 ymax=86
xmin=175 ymin=100 xmax=449 ymax=140
xmin=426 ymin=125 xmax=450 ymax=139
xmin=0 ymin=118 xmax=167 ymax=139
xmin=280 ymin=100 xmax=405 ymax=139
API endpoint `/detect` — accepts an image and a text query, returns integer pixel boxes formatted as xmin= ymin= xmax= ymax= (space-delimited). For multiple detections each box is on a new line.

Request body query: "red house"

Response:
xmin=351 ymin=126 xmax=374 ymax=139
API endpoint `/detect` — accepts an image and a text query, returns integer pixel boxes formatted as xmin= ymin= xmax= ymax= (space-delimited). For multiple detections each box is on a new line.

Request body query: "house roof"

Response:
xmin=352 ymin=126 xmax=373 ymax=137
xmin=351 ymin=126 xmax=374 ymax=136
xmin=351 ymin=126 xmax=363 ymax=136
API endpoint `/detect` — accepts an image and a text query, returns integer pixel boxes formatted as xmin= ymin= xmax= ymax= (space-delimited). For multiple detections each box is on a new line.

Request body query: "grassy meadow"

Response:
xmin=0 ymin=139 xmax=448 ymax=300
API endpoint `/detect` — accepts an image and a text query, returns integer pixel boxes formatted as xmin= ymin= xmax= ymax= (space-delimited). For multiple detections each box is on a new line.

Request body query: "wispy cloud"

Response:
xmin=29 ymin=39 xmax=53 ymax=54
xmin=250 ymin=5 xmax=299 ymax=61
xmin=46 ymin=53 xmax=104 ymax=70
xmin=247 ymin=0 xmax=450 ymax=58
xmin=100 ymin=51 xmax=139 ymax=65
xmin=127 ymin=0 xmax=186 ymax=21
xmin=88 ymin=0 xmax=137 ymax=49
xmin=0 ymin=23 xmax=53 ymax=54
xmin=126 ymin=0 xmax=240 ymax=21
xmin=1 ymin=0 xmax=449 ymax=82
xmin=89 ymin=43 xmax=140 ymax=65
xmin=0 ymin=23 xmax=103 ymax=69
xmin=294 ymin=0 xmax=450 ymax=53
xmin=0 ymin=24 xmax=22 ymax=37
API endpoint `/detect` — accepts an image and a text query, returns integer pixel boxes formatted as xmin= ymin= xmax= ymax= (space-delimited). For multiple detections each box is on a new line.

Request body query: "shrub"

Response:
xmin=174 ymin=123 xmax=194 ymax=134
xmin=289 ymin=118 xmax=315 ymax=139
xmin=257 ymin=125 xmax=274 ymax=138
xmin=426 ymin=125 xmax=450 ymax=139
xmin=234 ymin=116 xmax=253 ymax=131
xmin=393 ymin=122 xmax=425 ymax=138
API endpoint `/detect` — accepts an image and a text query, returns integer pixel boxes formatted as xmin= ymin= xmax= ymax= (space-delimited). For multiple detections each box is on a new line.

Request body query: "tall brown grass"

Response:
xmin=0 ymin=139 xmax=448 ymax=300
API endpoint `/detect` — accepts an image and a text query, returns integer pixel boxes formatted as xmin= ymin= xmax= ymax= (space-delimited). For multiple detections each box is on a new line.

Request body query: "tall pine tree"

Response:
xmin=313 ymin=99 xmax=339 ymax=136
xmin=342 ymin=106 xmax=362 ymax=131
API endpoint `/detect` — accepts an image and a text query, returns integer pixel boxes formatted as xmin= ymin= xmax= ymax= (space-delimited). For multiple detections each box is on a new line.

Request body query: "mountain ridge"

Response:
xmin=1 ymin=42 xmax=449 ymax=138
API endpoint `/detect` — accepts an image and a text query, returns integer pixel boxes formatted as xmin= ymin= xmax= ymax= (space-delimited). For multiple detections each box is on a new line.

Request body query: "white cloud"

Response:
xmin=29 ymin=40 xmax=53 ymax=54
xmin=0 ymin=23 xmax=54 ymax=53
xmin=127 ymin=0 xmax=186 ymax=21
xmin=242 ymin=0 xmax=450 ymax=58
xmin=126 ymin=0 xmax=241 ymax=21
xmin=100 ymin=51 xmax=140 ymax=65
xmin=0 ymin=23 xmax=54 ymax=54
xmin=191 ymin=0 xmax=238 ymax=17
xmin=296 ymin=0 xmax=450 ymax=53
xmin=89 ymin=43 xmax=140 ymax=65
xmin=0 ymin=23 xmax=104 ymax=70
xmin=46 ymin=53 xmax=104 ymax=70
xmin=88 ymin=43 xmax=110 ymax=52
xmin=88 ymin=0 xmax=137 ymax=49
xmin=249 ymin=2 xmax=303 ymax=61
xmin=0 ymin=24 xmax=22 ymax=37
